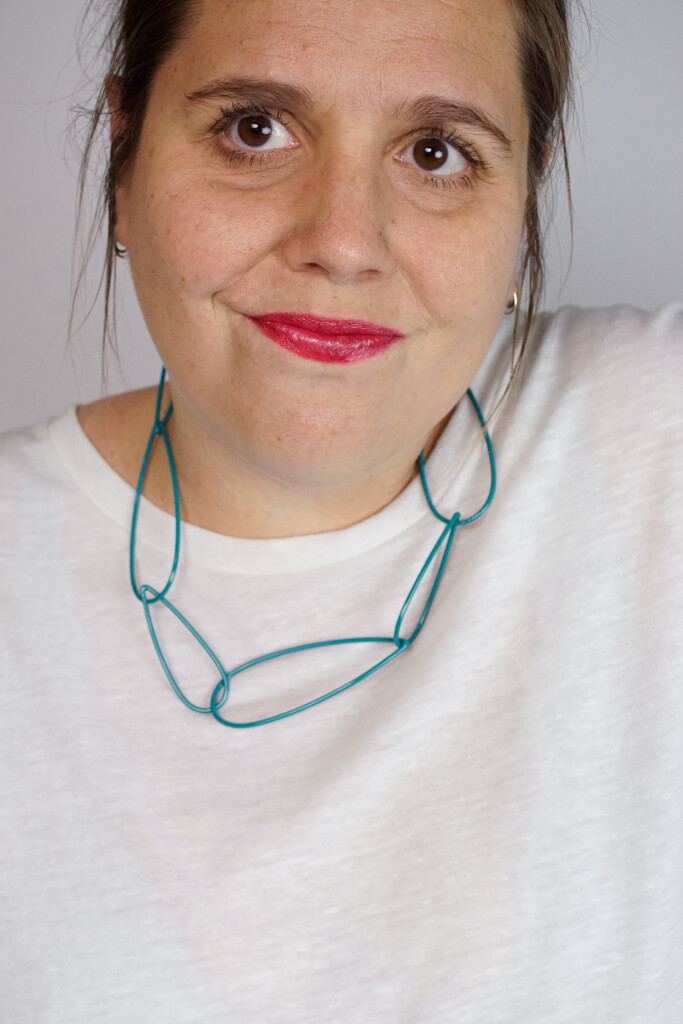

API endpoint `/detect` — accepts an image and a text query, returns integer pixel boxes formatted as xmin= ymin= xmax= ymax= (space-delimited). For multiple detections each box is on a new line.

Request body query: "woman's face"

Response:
xmin=116 ymin=0 xmax=529 ymax=489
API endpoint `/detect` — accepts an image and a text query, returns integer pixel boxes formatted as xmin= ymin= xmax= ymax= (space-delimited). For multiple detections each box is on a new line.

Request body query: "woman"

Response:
xmin=1 ymin=0 xmax=681 ymax=1020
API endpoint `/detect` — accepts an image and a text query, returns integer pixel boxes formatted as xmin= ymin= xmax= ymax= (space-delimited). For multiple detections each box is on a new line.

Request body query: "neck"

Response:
xmin=139 ymin=388 xmax=451 ymax=541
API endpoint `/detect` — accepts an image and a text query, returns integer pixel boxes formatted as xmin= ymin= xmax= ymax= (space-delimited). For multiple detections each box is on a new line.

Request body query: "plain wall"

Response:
xmin=1 ymin=0 xmax=682 ymax=432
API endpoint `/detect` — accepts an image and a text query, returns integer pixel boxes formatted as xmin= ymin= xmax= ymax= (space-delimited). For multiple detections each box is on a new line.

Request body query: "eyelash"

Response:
xmin=208 ymin=102 xmax=490 ymax=190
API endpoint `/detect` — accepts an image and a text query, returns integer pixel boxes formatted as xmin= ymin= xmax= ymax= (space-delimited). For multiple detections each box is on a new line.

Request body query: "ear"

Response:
xmin=105 ymin=75 xmax=124 ymax=146
xmin=105 ymin=75 xmax=129 ymax=248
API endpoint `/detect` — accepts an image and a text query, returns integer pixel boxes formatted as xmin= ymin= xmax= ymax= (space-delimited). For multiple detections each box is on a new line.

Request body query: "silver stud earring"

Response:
xmin=115 ymin=243 xmax=128 ymax=259
xmin=505 ymin=290 xmax=518 ymax=316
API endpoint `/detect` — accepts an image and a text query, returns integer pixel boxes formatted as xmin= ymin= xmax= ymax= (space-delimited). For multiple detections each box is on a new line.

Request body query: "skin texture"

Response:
xmin=78 ymin=0 xmax=530 ymax=538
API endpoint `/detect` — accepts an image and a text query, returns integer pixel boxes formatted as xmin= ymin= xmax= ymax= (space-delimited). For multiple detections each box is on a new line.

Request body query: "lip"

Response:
xmin=246 ymin=312 xmax=405 ymax=364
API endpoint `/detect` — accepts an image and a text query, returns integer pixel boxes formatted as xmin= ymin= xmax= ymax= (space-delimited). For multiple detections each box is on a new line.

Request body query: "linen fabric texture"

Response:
xmin=1 ymin=304 xmax=682 ymax=1023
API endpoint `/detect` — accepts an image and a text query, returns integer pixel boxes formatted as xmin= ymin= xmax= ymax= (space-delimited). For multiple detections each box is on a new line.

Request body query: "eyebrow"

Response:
xmin=187 ymin=77 xmax=315 ymax=111
xmin=185 ymin=77 xmax=513 ymax=154
xmin=393 ymin=96 xmax=512 ymax=154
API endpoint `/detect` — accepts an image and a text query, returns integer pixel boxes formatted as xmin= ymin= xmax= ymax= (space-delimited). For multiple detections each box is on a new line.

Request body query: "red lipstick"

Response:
xmin=246 ymin=312 xmax=405 ymax=364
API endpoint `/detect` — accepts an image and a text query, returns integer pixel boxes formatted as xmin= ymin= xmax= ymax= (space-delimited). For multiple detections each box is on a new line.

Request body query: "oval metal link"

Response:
xmin=140 ymin=584 xmax=230 ymax=714
xmin=129 ymin=368 xmax=180 ymax=604
xmin=209 ymin=637 xmax=407 ymax=729
xmin=130 ymin=367 xmax=497 ymax=728
xmin=393 ymin=514 xmax=461 ymax=647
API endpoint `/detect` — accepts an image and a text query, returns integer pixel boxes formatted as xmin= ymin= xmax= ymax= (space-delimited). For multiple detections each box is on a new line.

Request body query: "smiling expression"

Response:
xmin=115 ymin=0 xmax=529 ymax=489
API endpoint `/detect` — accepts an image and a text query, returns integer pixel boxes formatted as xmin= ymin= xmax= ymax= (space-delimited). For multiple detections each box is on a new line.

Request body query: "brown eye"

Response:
xmin=225 ymin=111 xmax=294 ymax=153
xmin=236 ymin=114 xmax=274 ymax=148
xmin=413 ymin=138 xmax=449 ymax=172
xmin=401 ymin=137 xmax=468 ymax=177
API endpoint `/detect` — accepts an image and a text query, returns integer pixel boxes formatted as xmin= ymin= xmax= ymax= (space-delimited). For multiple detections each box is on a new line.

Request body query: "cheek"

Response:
xmin=402 ymin=196 xmax=523 ymax=326
xmin=127 ymin=175 xmax=290 ymax=296
xmin=126 ymin=153 xmax=524 ymax=335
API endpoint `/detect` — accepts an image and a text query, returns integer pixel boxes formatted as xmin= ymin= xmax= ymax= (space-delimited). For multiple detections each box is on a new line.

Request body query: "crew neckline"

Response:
xmin=48 ymin=321 xmax=513 ymax=575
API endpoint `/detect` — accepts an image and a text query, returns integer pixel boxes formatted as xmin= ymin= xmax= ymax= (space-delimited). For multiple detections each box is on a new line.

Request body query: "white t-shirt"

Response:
xmin=1 ymin=304 xmax=682 ymax=1023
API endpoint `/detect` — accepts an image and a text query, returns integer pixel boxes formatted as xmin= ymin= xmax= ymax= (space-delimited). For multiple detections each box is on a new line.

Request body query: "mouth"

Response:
xmin=246 ymin=312 xmax=405 ymax=364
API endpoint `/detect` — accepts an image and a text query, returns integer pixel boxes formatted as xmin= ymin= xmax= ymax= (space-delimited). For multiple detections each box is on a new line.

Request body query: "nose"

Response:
xmin=279 ymin=140 xmax=395 ymax=285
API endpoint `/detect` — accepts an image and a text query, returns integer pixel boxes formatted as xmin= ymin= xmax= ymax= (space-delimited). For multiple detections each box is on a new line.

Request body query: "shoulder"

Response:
xmin=487 ymin=303 xmax=683 ymax=512
xmin=516 ymin=303 xmax=683 ymax=431
xmin=75 ymin=386 xmax=159 ymax=491
xmin=0 ymin=385 xmax=159 ymax=525
xmin=527 ymin=302 xmax=683 ymax=377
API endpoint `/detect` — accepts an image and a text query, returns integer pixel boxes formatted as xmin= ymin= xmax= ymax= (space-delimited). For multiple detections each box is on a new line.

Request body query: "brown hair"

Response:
xmin=72 ymin=0 xmax=580 ymax=401
xmin=504 ymin=0 xmax=578 ymax=412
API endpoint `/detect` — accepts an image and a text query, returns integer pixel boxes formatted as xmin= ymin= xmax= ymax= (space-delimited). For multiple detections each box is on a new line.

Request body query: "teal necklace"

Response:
xmin=130 ymin=366 xmax=496 ymax=729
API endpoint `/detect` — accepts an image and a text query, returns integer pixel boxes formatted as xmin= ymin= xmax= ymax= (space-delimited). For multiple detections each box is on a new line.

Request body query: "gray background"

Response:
xmin=1 ymin=0 xmax=682 ymax=432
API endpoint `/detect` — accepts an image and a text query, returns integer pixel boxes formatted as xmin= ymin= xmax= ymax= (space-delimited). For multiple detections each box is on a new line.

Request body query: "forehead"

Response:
xmin=172 ymin=0 xmax=524 ymax=120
